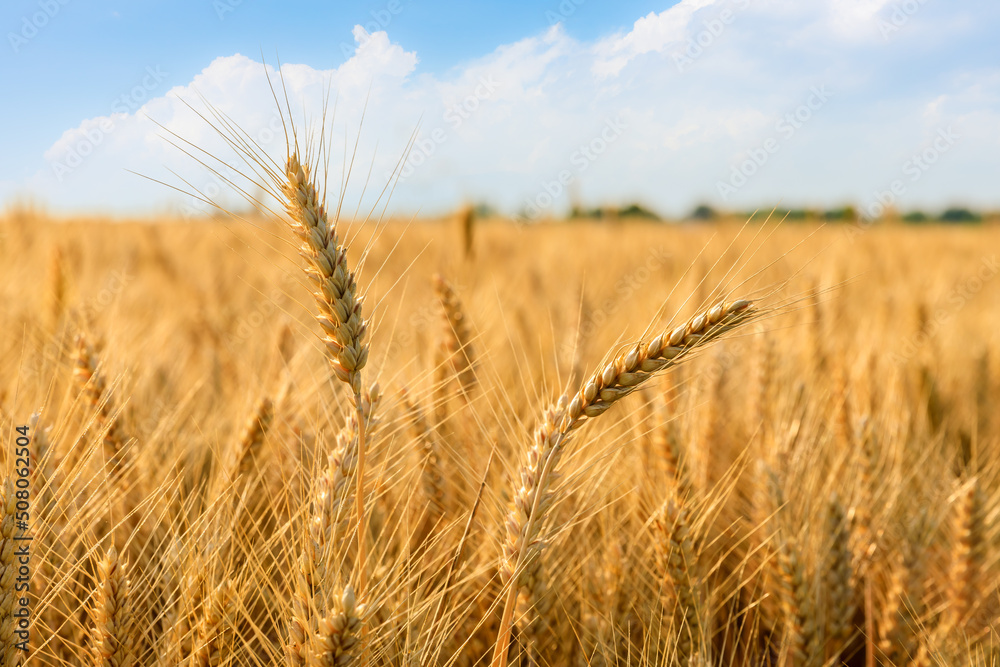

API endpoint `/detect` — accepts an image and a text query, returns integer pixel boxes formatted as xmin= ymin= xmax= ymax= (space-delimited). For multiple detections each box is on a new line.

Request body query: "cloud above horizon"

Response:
xmin=20 ymin=0 xmax=1000 ymax=219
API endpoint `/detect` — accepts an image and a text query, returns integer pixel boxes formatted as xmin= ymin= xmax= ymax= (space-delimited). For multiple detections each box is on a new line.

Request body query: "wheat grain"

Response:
xmin=311 ymin=585 xmax=364 ymax=667
xmin=90 ymin=546 xmax=137 ymax=667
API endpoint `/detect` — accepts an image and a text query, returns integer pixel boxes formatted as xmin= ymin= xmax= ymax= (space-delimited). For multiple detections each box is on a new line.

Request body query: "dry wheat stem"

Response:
xmin=491 ymin=297 xmax=755 ymax=667
xmin=289 ymin=388 xmax=378 ymax=665
xmin=281 ymin=152 xmax=371 ymax=598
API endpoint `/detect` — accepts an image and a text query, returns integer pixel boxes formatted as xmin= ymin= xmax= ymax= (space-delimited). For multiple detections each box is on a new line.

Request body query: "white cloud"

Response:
xmin=17 ymin=1 xmax=1000 ymax=218
xmin=592 ymin=0 xmax=720 ymax=77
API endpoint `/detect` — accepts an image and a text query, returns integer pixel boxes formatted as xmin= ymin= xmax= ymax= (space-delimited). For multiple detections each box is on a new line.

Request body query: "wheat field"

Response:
xmin=2 ymin=186 xmax=1000 ymax=667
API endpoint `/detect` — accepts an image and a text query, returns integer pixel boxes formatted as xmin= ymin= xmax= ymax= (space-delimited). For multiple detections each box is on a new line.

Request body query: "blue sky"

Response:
xmin=2 ymin=0 xmax=999 ymax=218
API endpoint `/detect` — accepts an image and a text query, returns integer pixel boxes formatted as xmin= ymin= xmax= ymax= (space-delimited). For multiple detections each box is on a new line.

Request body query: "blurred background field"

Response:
xmin=2 ymin=209 xmax=1000 ymax=665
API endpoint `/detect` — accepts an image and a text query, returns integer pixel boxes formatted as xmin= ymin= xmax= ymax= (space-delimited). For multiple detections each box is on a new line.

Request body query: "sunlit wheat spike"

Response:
xmin=189 ymin=579 xmax=236 ymax=667
xmin=72 ymin=332 xmax=129 ymax=471
xmin=879 ymin=548 xmax=925 ymax=665
xmin=823 ymin=494 xmax=855 ymax=661
xmin=948 ymin=477 xmax=986 ymax=631
xmin=400 ymin=387 xmax=447 ymax=522
xmin=281 ymin=153 xmax=368 ymax=397
xmin=774 ymin=536 xmax=820 ymax=667
xmin=310 ymin=385 xmax=381 ymax=555
xmin=492 ymin=297 xmax=756 ymax=667
xmin=654 ymin=497 xmax=703 ymax=664
xmin=288 ymin=386 xmax=379 ymax=663
xmin=90 ymin=546 xmax=137 ymax=667
xmin=433 ymin=273 xmax=477 ymax=397
xmin=48 ymin=244 xmax=67 ymax=328
xmin=458 ymin=203 xmax=476 ymax=260
xmin=280 ymin=149 xmax=373 ymax=598
xmin=228 ymin=395 xmax=274 ymax=482
xmin=311 ymin=585 xmax=364 ymax=667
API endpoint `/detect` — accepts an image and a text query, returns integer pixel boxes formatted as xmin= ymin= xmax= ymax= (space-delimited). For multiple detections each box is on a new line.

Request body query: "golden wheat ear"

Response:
xmin=492 ymin=297 xmax=758 ymax=667
xmin=90 ymin=545 xmax=138 ymax=667
xmin=278 ymin=147 xmax=378 ymax=600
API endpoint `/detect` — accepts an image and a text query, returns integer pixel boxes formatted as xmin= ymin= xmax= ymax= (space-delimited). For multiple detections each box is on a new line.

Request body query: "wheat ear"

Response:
xmin=823 ymin=494 xmax=855 ymax=661
xmin=90 ymin=546 xmax=137 ymax=667
xmin=72 ymin=333 xmax=128 ymax=471
xmin=288 ymin=388 xmax=378 ymax=665
xmin=433 ymin=274 xmax=477 ymax=397
xmin=774 ymin=536 xmax=819 ymax=667
xmin=767 ymin=472 xmax=820 ymax=667
xmin=400 ymin=388 xmax=447 ymax=526
xmin=948 ymin=478 xmax=985 ymax=631
xmin=281 ymin=152 xmax=371 ymax=596
xmin=654 ymin=497 xmax=703 ymax=664
xmin=311 ymin=585 xmax=364 ymax=667
xmin=491 ymin=298 xmax=755 ymax=667
xmin=190 ymin=579 xmax=236 ymax=667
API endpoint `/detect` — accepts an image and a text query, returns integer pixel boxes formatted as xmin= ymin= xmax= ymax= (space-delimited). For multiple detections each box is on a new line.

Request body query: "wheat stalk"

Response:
xmin=281 ymin=151 xmax=372 ymax=597
xmin=491 ymin=297 xmax=755 ymax=667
